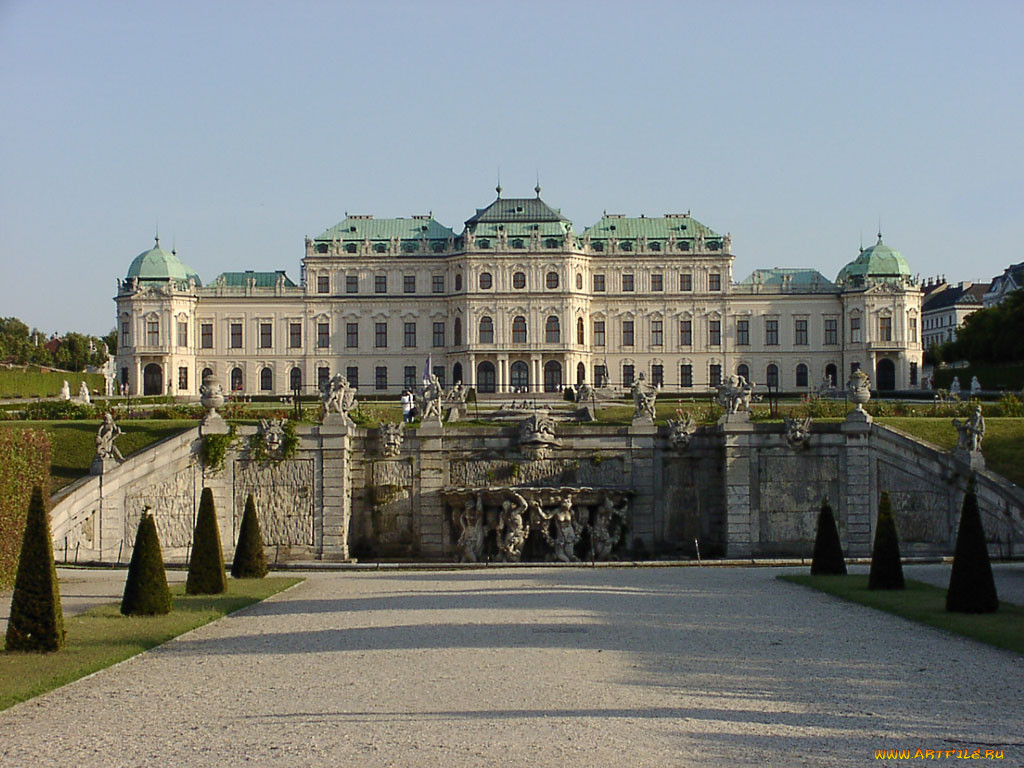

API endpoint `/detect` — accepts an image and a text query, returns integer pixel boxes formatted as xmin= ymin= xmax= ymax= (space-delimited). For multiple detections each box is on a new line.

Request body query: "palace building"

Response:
xmin=114 ymin=189 xmax=923 ymax=397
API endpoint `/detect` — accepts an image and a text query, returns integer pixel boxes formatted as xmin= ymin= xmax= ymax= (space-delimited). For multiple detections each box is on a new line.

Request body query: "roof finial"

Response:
xmin=535 ymin=171 xmax=541 ymax=198
xmin=154 ymin=219 xmax=160 ymax=248
xmin=877 ymin=217 xmax=883 ymax=243
xmin=496 ymin=168 xmax=502 ymax=199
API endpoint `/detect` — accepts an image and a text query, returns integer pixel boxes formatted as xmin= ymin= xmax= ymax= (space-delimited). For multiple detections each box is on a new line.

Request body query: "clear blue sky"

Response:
xmin=2 ymin=0 xmax=1022 ymax=336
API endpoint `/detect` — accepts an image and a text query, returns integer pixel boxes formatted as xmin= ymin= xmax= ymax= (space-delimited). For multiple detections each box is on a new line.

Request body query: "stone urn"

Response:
xmin=847 ymin=369 xmax=871 ymax=409
xmin=199 ymin=374 xmax=225 ymax=422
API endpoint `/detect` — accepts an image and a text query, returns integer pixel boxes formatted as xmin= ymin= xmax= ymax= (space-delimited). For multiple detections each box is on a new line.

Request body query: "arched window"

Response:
xmin=825 ymin=363 xmax=838 ymax=388
xmin=796 ymin=363 xmax=809 ymax=388
xmin=576 ymin=362 xmax=586 ymax=385
xmin=546 ymin=272 xmax=559 ymax=289
xmin=478 ymin=316 xmax=494 ymax=344
xmin=201 ymin=367 xmax=213 ymax=386
xmin=737 ymin=364 xmax=749 ymax=382
xmin=510 ymin=361 xmax=529 ymax=391
xmin=512 ymin=316 xmax=527 ymax=343
xmin=290 ymin=367 xmax=302 ymax=391
xmin=544 ymin=360 xmax=562 ymax=392
xmin=544 ymin=238 xmax=559 ymax=249
xmin=345 ymin=243 xmax=357 ymax=253
xmin=511 ymin=238 xmax=524 ymax=249
xmin=454 ymin=317 xmax=462 ymax=346
xmin=649 ymin=241 xmax=661 ymax=252
xmin=513 ymin=272 xmax=526 ymax=289
xmin=260 ymin=367 xmax=273 ymax=391
xmin=620 ymin=240 xmax=633 ymax=252
xmin=575 ymin=273 xmax=583 ymax=290
xmin=477 ymin=361 xmax=496 ymax=393
xmin=143 ymin=363 xmax=163 ymax=396
xmin=455 ymin=274 xmax=463 ymax=291
xmin=545 ymin=315 xmax=560 ymax=343
xmin=230 ymin=367 xmax=243 ymax=392
xmin=479 ymin=272 xmax=492 ymax=289
xmin=766 ymin=364 xmax=779 ymax=389
xmin=452 ymin=362 xmax=463 ymax=385
xmin=577 ymin=317 xmax=585 ymax=345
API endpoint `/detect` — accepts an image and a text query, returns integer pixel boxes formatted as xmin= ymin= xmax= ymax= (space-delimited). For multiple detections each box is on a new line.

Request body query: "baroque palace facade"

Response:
xmin=114 ymin=190 xmax=923 ymax=397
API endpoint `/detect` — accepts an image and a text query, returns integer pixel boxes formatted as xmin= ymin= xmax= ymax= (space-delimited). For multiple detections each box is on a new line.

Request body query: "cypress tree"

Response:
xmin=5 ymin=486 xmax=65 ymax=652
xmin=810 ymin=497 xmax=847 ymax=575
xmin=868 ymin=491 xmax=905 ymax=590
xmin=946 ymin=475 xmax=998 ymax=613
xmin=121 ymin=511 xmax=172 ymax=615
xmin=231 ymin=494 xmax=268 ymax=579
xmin=186 ymin=487 xmax=227 ymax=595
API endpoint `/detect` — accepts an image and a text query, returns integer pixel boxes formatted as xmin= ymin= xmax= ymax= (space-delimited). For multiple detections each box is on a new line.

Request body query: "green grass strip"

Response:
xmin=780 ymin=574 xmax=1024 ymax=655
xmin=1 ymin=576 xmax=301 ymax=710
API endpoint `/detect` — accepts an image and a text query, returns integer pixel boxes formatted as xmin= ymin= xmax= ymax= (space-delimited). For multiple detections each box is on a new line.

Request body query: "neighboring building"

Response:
xmin=114 ymin=192 xmax=923 ymax=397
xmin=982 ymin=262 xmax=1024 ymax=307
xmin=920 ymin=278 xmax=989 ymax=349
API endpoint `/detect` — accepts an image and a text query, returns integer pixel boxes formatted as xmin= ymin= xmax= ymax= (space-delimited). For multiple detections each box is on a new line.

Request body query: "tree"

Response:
xmin=231 ymin=494 xmax=269 ymax=579
xmin=121 ymin=511 xmax=173 ymax=615
xmin=54 ymin=332 xmax=108 ymax=372
xmin=950 ymin=288 xmax=1024 ymax=365
xmin=103 ymin=328 xmax=118 ymax=356
xmin=946 ymin=475 xmax=999 ymax=613
xmin=5 ymin=486 xmax=65 ymax=652
xmin=868 ymin=491 xmax=905 ymax=590
xmin=186 ymin=488 xmax=227 ymax=595
xmin=810 ymin=498 xmax=847 ymax=575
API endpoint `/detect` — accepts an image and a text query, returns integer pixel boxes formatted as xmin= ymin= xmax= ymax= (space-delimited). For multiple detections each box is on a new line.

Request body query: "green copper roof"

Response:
xmin=464 ymin=195 xmax=572 ymax=239
xmin=581 ymin=214 xmax=720 ymax=241
xmin=739 ymin=268 xmax=836 ymax=289
xmin=215 ymin=270 xmax=296 ymax=288
xmin=836 ymin=235 xmax=911 ymax=286
xmin=315 ymin=215 xmax=455 ymax=243
xmin=126 ymin=238 xmax=202 ymax=286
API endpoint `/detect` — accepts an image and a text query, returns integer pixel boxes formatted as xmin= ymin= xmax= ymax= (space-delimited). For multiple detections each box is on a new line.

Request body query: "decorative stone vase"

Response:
xmin=199 ymin=374 xmax=225 ymax=421
xmin=847 ymin=369 xmax=871 ymax=408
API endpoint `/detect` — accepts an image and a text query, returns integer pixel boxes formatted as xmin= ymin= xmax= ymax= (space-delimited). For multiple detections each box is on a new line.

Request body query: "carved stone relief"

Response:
xmin=234 ymin=459 xmax=315 ymax=546
xmin=125 ymin=466 xmax=198 ymax=548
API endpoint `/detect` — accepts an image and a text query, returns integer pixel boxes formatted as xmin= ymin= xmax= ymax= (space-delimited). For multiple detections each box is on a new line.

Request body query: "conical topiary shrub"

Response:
xmin=946 ymin=475 xmax=998 ymax=613
xmin=868 ymin=490 xmax=905 ymax=590
xmin=121 ymin=510 xmax=172 ymax=615
xmin=5 ymin=486 xmax=65 ymax=652
xmin=811 ymin=498 xmax=847 ymax=575
xmin=186 ymin=487 xmax=227 ymax=595
xmin=231 ymin=494 xmax=268 ymax=579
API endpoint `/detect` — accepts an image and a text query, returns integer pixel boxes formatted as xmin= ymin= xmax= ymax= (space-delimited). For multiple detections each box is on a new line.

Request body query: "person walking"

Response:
xmin=401 ymin=389 xmax=414 ymax=423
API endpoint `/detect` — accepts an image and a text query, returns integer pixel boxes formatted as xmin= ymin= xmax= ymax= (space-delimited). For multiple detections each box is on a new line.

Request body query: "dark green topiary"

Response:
xmin=868 ymin=490 xmax=905 ymax=590
xmin=5 ymin=486 xmax=65 ymax=652
xmin=810 ymin=498 xmax=847 ymax=575
xmin=121 ymin=511 xmax=172 ymax=615
xmin=231 ymin=494 xmax=268 ymax=579
xmin=186 ymin=488 xmax=227 ymax=595
xmin=946 ymin=475 xmax=998 ymax=613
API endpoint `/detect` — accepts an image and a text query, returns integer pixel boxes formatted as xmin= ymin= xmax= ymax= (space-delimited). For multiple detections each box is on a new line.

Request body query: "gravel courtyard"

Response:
xmin=2 ymin=566 xmax=1022 ymax=767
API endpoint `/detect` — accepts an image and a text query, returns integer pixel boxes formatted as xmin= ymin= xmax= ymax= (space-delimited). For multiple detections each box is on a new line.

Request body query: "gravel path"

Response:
xmin=2 ymin=567 xmax=1022 ymax=767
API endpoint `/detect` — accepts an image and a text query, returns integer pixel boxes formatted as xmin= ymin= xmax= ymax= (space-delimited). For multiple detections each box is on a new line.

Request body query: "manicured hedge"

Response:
xmin=0 ymin=429 xmax=51 ymax=588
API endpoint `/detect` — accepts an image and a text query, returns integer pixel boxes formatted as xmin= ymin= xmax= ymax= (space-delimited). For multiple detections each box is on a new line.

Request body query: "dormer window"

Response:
xmin=316 ymin=243 xmax=328 ymax=254
xmin=345 ymin=243 xmax=357 ymax=253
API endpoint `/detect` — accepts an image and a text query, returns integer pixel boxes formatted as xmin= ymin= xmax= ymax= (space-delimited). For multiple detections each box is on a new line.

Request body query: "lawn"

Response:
xmin=0 ymin=368 xmax=104 ymax=399
xmin=0 ymin=577 xmax=301 ymax=710
xmin=781 ymin=574 xmax=1024 ymax=655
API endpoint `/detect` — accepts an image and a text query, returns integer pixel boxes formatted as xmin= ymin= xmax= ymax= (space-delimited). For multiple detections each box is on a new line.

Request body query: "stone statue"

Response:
xmin=953 ymin=405 xmax=985 ymax=452
xmin=95 ymin=412 xmax=124 ymax=461
xmin=60 ymin=380 xmax=71 ymax=400
xmin=78 ymin=381 xmax=91 ymax=405
xmin=552 ymin=493 xmax=579 ymax=563
xmin=818 ymin=373 xmax=835 ymax=396
xmin=591 ymin=492 xmax=627 ymax=560
xmin=783 ymin=415 xmax=812 ymax=449
xmin=456 ymin=493 xmax=485 ymax=563
xmin=667 ymin=411 xmax=697 ymax=450
xmin=103 ymin=364 xmax=115 ymax=397
xmin=444 ymin=381 xmax=467 ymax=404
xmin=575 ymin=381 xmax=594 ymax=405
xmin=499 ymin=490 xmax=530 ymax=562
xmin=950 ymin=376 xmax=962 ymax=396
xmin=420 ymin=373 xmax=444 ymax=424
xmin=379 ymin=421 xmax=404 ymax=458
xmin=258 ymin=419 xmax=287 ymax=455
xmin=631 ymin=372 xmax=657 ymax=421
xmin=321 ymin=374 xmax=357 ymax=423
xmin=970 ymin=376 xmax=982 ymax=395
xmin=716 ymin=374 xmax=754 ymax=414
xmin=517 ymin=412 xmax=559 ymax=459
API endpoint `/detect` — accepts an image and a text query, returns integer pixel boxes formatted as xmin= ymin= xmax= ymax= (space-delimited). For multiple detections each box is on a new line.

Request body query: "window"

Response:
xmin=260 ymin=368 xmax=273 ymax=391
xmin=709 ymin=320 xmax=721 ymax=346
xmin=622 ymin=320 xmax=634 ymax=346
xmin=404 ymin=366 xmax=417 ymax=388
xmin=545 ymin=315 xmax=560 ymax=343
xmin=289 ymin=323 xmax=302 ymax=348
xmin=290 ymin=367 xmax=302 ymax=391
xmin=910 ymin=361 xmax=918 ymax=386
xmin=230 ymin=323 xmax=242 ymax=349
xmin=680 ymin=319 xmax=692 ymax=346
xmin=766 ymin=364 xmax=779 ymax=388
xmin=546 ymin=272 xmax=559 ymax=289
xmin=375 ymin=366 xmax=387 ymax=391
xmin=404 ymin=275 xmax=416 ymax=293
xmin=120 ymin=320 xmax=130 ymax=347
xmin=680 ymin=273 xmax=692 ymax=292
xmin=577 ymin=317 xmax=585 ymax=345
xmin=374 ymin=275 xmax=387 ymax=294
xmin=177 ymin=321 xmax=188 ymax=348
xmin=709 ymin=273 xmax=721 ymax=291
xmin=259 ymin=322 xmax=272 ymax=349
xmin=651 ymin=364 xmax=663 ymax=386
xmin=479 ymin=272 xmax=492 ymax=289
xmin=511 ymin=361 xmax=529 ymax=391
xmin=680 ymin=364 xmax=693 ymax=387
xmin=513 ymin=272 xmax=526 ymax=289
xmin=345 ymin=322 xmax=358 ymax=348
xmin=432 ymin=275 xmax=444 ymax=293
xmin=909 ymin=317 xmax=917 ymax=343
xmin=512 ymin=316 xmax=527 ymax=343
xmin=594 ymin=320 xmax=605 ymax=347
xmin=404 ymin=322 xmax=416 ymax=347
xmin=200 ymin=323 xmax=213 ymax=349
xmin=595 ymin=364 xmax=608 ymax=387
xmin=710 ymin=364 xmax=722 ymax=387
xmin=622 ymin=364 xmax=635 ymax=386
xmin=432 ymin=322 xmax=445 ymax=347
xmin=824 ymin=318 xmax=838 ymax=345
xmin=851 ymin=362 xmax=861 ymax=375
xmin=737 ymin=364 xmax=750 ymax=382
xmin=765 ymin=319 xmax=779 ymax=346
xmin=622 ymin=274 xmax=634 ymax=292
xmin=455 ymin=274 xmax=463 ymax=291
xmin=375 ymin=322 xmax=387 ymax=348
xmin=795 ymin=319 xmax=808 ymax=346
xmin=576 ymin=273 xmax=583 ymax=290
xmin=796 ymin=363 xmax=809 ymax=387
xmin=346 ymin=275 xmax=358 ymax=293
xmin=851 ymin=316 xmax=862 ymax=343
xmin=737 ymin=319 xmax=749 ymax=346
xmin=147 ymin=320 xmax=159 ymax=346
xmin=231 ymin=367 xmax=243 ymax=391
xmin=651 ymin=274 xmax=663 ymax=292
xmin=178 ymin=367 xmax=188 ymax=390
xmin=479 ymin=316 xmax=494 ymax=344
xmin=317 ymin=322 xmax=330 ymax=349
xmin=511 ymin=238 xmax=524 ymax=249
xmin=593 ymin=274 xmax=606 ymax=292
xmin=652 ymin=320 xmax=664 ymax=347
xmin=317 ymin=275 xmax=329 ymax=293
xmin=346 ymin=367 xmax=358 ymax=388
xmin=454 ymin=317 xmax=462 ymax=346
xmin=432 ymin=366 xmax=445 ymax=388
xmin=880 ymin=316 xmax=892 ymax=341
